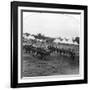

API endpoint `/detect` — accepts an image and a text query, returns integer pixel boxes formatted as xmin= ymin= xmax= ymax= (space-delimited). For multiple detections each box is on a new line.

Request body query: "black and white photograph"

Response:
xmin=22 ymin=10 xmax=80 ymax=77
xmin=11 ymin=1 xmax=87 ymax=88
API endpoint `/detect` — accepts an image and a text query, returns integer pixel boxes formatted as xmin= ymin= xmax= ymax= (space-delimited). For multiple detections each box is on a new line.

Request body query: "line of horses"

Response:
xmin=23 ymin=44 xmax=76 ymax=60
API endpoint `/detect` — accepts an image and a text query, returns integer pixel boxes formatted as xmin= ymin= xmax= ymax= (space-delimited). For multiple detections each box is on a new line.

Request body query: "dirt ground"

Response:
xmin=22 ymin=53 xmax=79 ymax=77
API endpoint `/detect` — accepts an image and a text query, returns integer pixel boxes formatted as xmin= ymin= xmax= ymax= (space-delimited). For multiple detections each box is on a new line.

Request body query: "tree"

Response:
xmin=58 ymin=37 xmax=63 ymax=41
xmin=37 ymin=33 xmax=44 ymax=39
xmin=72 ymin=37 xmax=79 ymax=44
xmin=24 ymin=33 xmax=30 ymax=37
xmin=75 ymin=37 xmax=79 ymax=44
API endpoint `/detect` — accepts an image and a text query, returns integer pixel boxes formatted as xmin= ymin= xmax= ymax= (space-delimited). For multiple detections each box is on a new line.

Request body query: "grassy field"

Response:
xmin=22 ymin=52 xmax=79 ymax=77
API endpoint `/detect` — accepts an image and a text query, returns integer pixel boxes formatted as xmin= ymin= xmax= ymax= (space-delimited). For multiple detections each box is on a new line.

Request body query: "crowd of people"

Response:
xmin=23 ymin=39 xmax=79 ymax=60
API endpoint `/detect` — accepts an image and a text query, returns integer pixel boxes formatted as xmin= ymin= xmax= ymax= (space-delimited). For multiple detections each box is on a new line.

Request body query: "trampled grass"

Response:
xmin=22 ymin=53 xmax=79 ymax=77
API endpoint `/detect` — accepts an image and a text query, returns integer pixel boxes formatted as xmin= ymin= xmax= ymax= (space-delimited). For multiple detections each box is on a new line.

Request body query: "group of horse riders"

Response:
xmin=23 ymin=42 xmax=76 ymax=60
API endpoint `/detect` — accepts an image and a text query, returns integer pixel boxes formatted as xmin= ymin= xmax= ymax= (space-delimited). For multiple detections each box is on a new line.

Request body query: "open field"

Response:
xmin=22 ymin=53 xmax=79 ymax=77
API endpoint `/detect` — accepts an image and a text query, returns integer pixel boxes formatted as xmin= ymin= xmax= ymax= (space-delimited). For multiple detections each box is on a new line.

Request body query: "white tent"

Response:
xmin=61 ymin=39 xmax=67 ymax=44
xmin=54 ymin=39 xmax=61 ymax=43
xmin=66 ymin=38 xmax=73 ymax=44
xmin=73 ymin=41 xmax=78 ymax=45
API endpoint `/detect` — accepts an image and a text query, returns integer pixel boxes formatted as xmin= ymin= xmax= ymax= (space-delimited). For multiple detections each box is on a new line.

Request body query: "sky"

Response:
xmin=23 ymin=11 xmax=81 ymax=39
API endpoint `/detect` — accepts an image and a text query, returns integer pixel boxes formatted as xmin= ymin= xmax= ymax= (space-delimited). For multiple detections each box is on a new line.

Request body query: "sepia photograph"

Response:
xmin=11 ymin=1 xmax=87 ymax=88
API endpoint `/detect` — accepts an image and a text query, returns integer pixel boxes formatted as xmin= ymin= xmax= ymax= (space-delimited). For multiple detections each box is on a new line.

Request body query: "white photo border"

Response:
xmin=18 ymin=6 xmax=84 ymax=84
